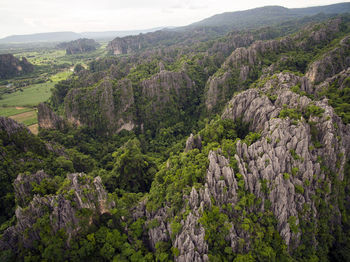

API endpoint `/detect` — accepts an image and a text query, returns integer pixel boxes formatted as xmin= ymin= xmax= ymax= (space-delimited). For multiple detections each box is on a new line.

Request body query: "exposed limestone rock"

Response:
xmin=0 ymin=173 xmax=114 ymax=252
xmin=174 ymin=211 xmax=209 ymax=262
xmin=221 ymin=72 xmax=350 ymax=247
xmin=205 ymin=71 xmax=233 ymax=111
xmin=64 ymin=78 xmax=135 ymax=134
xmin=141 ymin=71 xmax=194 ymax=104
xmin=185 ymin=134 xmax=202 ymax=152
xmin=13 ymin=170 xmax=48 ymax=207
xmin=306 ymin=35 xmax=350 ymax=83
xmin=0 ymin=116 xmax=30 ymax=136
xmin=38 ymin=103 xmax=66 ymax=130
xmin=57 ymin=38 xmax=99 ymax=55
xmin=140 ymin=71 xmax=350 ymax=260
xmin=204 ymin=17 xmax=345 ymax=112
xmin=107 ymin=30 xmax=181 ymax=55
xmin=314 ymin=67 xmax=350 ymax=95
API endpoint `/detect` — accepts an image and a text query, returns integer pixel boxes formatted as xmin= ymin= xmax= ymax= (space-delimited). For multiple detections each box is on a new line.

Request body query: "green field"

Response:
xmin=50 ymin=70 xmax=72 ymax=82
xmin=9 ymin=110 xmax=37 ymax=125
xmin=0 ymin=82 xmax=53 ymax=107
xmin=0 ymin=70 xmax=72 ymax=107
xmin=0 ymin=107 xmax=33 ymax=117
xmin=16 ymin=42 xmax=108 ymax=67
xmin=0 ymin=43 xmax=106 ymax=134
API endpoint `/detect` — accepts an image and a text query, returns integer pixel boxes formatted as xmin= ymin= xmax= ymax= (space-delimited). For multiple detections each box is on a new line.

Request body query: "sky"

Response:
xmin=0 ymin=0 xmax=346 ymax=38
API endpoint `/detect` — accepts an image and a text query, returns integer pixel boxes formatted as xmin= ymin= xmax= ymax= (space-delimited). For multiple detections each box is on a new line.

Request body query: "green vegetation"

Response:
xmin=0 ymin=107 xmax=32 ymax=117
xmin=1 ymin=11 xmax=350 ymax=262
xmin=0 ymin=82 xmax=53 ymax=108
xmin=319 ymin=77 xmax=350 ymax=124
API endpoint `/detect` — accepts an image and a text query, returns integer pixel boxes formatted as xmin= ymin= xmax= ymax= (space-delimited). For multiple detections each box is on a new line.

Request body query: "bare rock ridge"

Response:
xmin=0 ymin=116 xmax=30 ymax=136
xmin=204 ymin=17 xmax=345 ymax=112
xmin=13 ymin=170 xmax=49 ymax=207
xmin=136 ymin=72 xmax=350 ymax=261
xmin=38 ymin=102 xmax=66 ymax=130
xmin=40 ymin=70 xmax=196 ymax=134
xmin=107 ymin=31 xmax=180 ymax=55
xmin=306 ymin=35 xmax=350 ymax=83
xmin=66 ymin=78 xmax=134 ymax=133
xmin=185 ymin=134 xmax=202 ymax=152
xmin=0 ymin=172 xmax=114 ymax=252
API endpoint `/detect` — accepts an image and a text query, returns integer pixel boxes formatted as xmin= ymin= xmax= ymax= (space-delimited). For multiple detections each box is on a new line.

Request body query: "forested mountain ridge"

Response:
xmin=1 ymin=5 xmax=350 ymax=262
xmin=189 ymin=3 xmax=350 ymax=29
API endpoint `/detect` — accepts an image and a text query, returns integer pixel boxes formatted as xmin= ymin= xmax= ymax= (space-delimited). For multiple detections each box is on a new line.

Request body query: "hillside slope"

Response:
xmin=190 ymin=3 xmax=350 ymax=29
xmin=1 ymin=8 xmax=350 ymax=262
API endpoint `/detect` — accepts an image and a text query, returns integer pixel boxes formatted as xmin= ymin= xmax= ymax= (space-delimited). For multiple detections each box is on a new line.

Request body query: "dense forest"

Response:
xmin=1 ymin=3 xmax=350 ymax=262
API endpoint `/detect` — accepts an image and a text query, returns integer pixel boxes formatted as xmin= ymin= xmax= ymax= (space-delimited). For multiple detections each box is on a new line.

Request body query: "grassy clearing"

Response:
xmin=0 ymin=69 xmax=71 ymax=107
xmin=0 ymin=107 xmax=33 ymax=117
xmin=9 ymin=110 xmax=37 ymax=125
xmin=50 ymin=70 xmax=72 ymax=82
xmin=0 ymin=82 xmax=53 ymax=107
xmin=16 ymin=49 xmax=67 ymax=66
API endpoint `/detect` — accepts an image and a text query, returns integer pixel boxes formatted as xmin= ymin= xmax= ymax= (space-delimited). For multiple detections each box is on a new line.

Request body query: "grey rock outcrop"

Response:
xmin=13 ymin=170 xmax=49 ymax=207
xmin=141 ymin=71 xmax=194 ymax=105
xmin=64 ymin=78 xmax=135 ymax=134
xmin=139 ymin=71 xmax=350 ymax=260
xmin=306 ymin=35 xmax=350 ymax=83
xmin=221 ymin=72 xmax=350 ymax=247
xmin=38 ymin=102 xmax=66 ymax=130
xmin=57 ymin=38 xmax=99 ymax=55
xmin=204 ymin=17 xmax=344 ymax=112
xmin=315 ymin=67 xmax=350 ymax=95
xmin=0 ymin=116 xmax=30 ymax=136
xmin=0 ymin=173 xmax=114 ymax=251
xmin=185 ymin=134 xmax=202 ymax=152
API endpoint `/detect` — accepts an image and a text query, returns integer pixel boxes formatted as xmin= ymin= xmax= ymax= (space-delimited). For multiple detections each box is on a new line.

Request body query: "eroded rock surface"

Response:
xmin=204 ymin=17 xmax=345 ymax=112
xmin=0 ymin=173 xmax=114 ymax=252
xmin=306 ymin=35 xmax=350 ymax=83
xmin=38 ymin=103 xmax=66 ymax=130
xmin=136 ymin=71 xmax=350 ymax=260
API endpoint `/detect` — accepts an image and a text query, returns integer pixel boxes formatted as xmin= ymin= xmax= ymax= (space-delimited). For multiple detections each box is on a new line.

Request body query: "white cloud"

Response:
xmin=0 ymin=0 xmax=345 ymax=38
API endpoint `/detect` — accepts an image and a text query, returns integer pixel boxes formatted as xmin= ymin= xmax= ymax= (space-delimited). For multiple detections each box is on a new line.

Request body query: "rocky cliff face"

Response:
xmin=0 ymin=116 xmax=30 ymax=136
xmin=57 ymin=38 xmax=99 ymax=55
xmin=306 ymin=35 xmax=350 ymax=83
xmin=135 ymin=71 xmax=350 ymax=261
xmin=13 ymin=170 xmax=49 ymax=207
xmin=139 ymin=70 xmax=197 ymax=130
xmin=38 ymin=102 xmax=66 ymax=130
xmin=64 ymin=78 xmax=135 ymax=134
xmin=141 ymin=70 xmax=194 ymax=105
xmin=0 ymin=172 xmax=114 ymax=252
xmin=107 ymin=31 xmax=180 ymax=55
xmin=204 ymin=17 xmax=345 ymax=112
xmin=221 ymin=72 xmax=350 ymax=247
xmin=0 ymin=54 xmax=34 ymax=79
xmin=56 ymin=70 xmax=197 ymax=134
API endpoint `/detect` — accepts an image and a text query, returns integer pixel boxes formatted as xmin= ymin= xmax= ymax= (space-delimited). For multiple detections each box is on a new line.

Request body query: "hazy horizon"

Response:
xmin=0 ymin=0 xmax=346 ymax=38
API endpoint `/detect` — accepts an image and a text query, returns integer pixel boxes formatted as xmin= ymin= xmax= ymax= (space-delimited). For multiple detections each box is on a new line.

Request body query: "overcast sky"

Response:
xmin=0 ymin=0 xmax=345 ymax=38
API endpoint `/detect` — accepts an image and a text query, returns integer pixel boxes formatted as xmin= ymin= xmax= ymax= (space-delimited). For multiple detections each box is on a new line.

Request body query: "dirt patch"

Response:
xmin=15 ymin=106 xmax=25 ymax=110
xmin=28 ymin=124 xmax=38 ymax=135
xmin=10 ymin=111 xmax=36 ymax=122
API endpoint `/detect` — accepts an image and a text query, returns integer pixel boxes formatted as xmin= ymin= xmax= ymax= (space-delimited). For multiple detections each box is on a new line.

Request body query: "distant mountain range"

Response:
xmin=0 ymin=2 xmax=349 ymax=44
xmin=189 ymin=2 xmax=350 ymax=29
xmin=0 ymin=28 xmax=167 ymax=44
